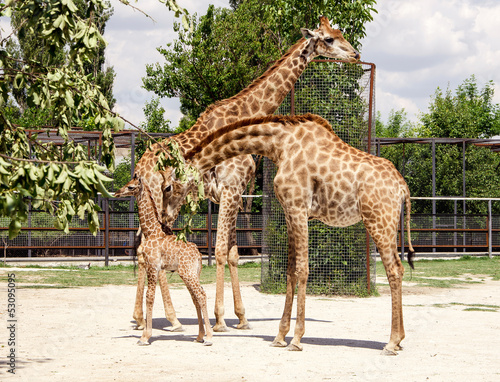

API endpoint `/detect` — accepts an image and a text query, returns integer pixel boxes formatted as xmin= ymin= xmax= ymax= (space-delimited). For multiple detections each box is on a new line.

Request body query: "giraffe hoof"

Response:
xmin=166 ymin=324 xmax=184 ymax=332
xmin=286 ymin=343 xmax=303 ymax=351
xmin=203 ymin=340 xmax=213 ymax=347
xmin=135 ymin=324 xmax=145 ymax=330
xmin=236 ymin=322 xmax=251 ymax=330
xmin=137 ymin=340 xmax=150 ymax=346
xmin=270 ymin=340 xmax=287 ymax=348
xmin=212 ymin=324 xmax=229 ymax=332
xmin=381 ymin=347 xmax=398 ymax=356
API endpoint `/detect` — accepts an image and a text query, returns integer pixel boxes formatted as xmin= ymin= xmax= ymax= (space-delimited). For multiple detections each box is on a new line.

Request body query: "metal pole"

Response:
xmin=207 ymin=200 xmax=213 ymax=266
xmin=366 ymin=64 xmax=376 ymax=293
xmin=454 ymin=200 xmax=457 ymax=253
xmin=463 ymin=141 xmax=466 ymax=252
xmin=129 ymin=133 xmax=136 ymax=256
xmin=488 ymin=199 xmax=492 ymax=258
xmin=432 ymin=139 xmax=436 ymax=252
xmin=104 ymin=197 xmax=109 ymax=266
xmin=400 ymin=203 xmax=405 ymax=262
xmin=28 ymin=201 xmax=32 ymax=258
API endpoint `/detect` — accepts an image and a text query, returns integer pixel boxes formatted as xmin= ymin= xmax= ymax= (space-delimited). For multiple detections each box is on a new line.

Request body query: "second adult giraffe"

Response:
xmin=180 ymin=114 xmax=415 ymax=355
xmin=133 ymin=16 xmax=360 ymax=332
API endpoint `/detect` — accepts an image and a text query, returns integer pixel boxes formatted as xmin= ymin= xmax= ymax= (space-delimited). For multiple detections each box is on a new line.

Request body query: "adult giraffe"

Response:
xmin=132 ymin=16 xmax=359 ymax=332
xmin=181 ymin=114 xmax=415 ymax=354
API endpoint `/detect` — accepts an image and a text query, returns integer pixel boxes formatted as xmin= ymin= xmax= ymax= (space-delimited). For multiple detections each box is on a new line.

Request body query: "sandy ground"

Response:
xmin=1 ymin=272 xmax=499 ymax=381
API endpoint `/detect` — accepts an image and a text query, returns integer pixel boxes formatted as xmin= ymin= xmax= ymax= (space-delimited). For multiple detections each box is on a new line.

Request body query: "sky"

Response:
xmin=3 ymin=0 xmax=500 ymax=127
xmin=105 ymin=0 xmax=231 ymax=128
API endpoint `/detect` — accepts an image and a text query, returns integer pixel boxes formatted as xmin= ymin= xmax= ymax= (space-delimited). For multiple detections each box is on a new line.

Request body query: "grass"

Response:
xmin=1 ymin=256 xmax=498 ymax=291
xmin=0 ymin=262 xmax=262 ymax=289
xmin=431 ymin=302 xmax=499 ymax=312
xmin=377 ymin=256 xmax=500 ymax=289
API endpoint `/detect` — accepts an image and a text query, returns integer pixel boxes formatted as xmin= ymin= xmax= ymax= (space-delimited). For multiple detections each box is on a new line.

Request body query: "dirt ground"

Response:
xmin=1 ymin=271 xmax=499 ymax=381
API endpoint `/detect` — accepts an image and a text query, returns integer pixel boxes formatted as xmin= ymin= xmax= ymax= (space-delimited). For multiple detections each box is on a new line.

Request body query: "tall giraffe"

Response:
xmin=133 ymin=16 xmax=360 ymax=332
xmin=115 ymin=176 xmax=213 ymax=346
xmin=179 ymin=114 xmax=415 ymax=355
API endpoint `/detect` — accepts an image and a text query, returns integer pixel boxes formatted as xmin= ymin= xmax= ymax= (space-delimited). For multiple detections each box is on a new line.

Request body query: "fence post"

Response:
xmin=400 ymin=203 xmax=405 ymax=261
xmin=488 ymin=199 xmax=492 ymax=258
xmin=432 ymin=140 xmax=436 ymax=252
xmin=104 ymin=197 xmax=109 ymax=266
xmin=207 ymin=200 xmax=213 ymax=266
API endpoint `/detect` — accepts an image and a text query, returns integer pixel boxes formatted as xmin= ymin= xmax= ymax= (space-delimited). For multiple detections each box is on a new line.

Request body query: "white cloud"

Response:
xmin=105 ymin=0 xmax=230 ymax=128
xmin=361 ymin=0 xmax=500 ymax=124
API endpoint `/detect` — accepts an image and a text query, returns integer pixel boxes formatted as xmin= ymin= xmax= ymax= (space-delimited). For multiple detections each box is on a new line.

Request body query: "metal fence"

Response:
xmin=260 ymin=60 xmax=378 ymax=295
xmin=402 ymin=197 xmax=500 ymax=257
xmin=0 ymin=197 xmax=263 ymax=264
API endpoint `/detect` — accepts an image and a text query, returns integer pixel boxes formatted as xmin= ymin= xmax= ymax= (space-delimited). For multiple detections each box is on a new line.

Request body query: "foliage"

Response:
xmin=134 ymin=97 xmax=172 ymax=159
xmin=0 ymin=0 xmax=125 ymax=238
xmin=143 ymin=3 xmax=279 ymax=126
xmin=419 ymin=76 xmax=500 ymax=139
xmin=143 ymin=1 xmax=376 ymax=130
xmin=286 ymin=60 xmax=370 ymax=148
xmin=378 ymin=77 xmax=500 ymax=214
xmin=0 ymin=0 xmax=192 ymax=239
xmin=257 ymin=0 xmax=376 ymax=51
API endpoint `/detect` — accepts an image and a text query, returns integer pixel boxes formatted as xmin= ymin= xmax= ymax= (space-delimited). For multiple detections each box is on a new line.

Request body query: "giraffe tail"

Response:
xmin=404 ymin=187 xmax=415 ymax=270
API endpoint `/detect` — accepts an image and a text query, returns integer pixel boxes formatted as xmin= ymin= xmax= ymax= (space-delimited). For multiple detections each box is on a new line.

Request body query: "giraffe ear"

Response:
xmin=301 ymin=28 xmax=318 ymax=40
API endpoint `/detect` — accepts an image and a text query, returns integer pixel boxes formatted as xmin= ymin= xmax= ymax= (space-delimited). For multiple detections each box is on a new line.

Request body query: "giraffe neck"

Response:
xmin=174 ymin=38 xmax=318 ymax=152
xmin=136 ymin=183 xmax=165 ymax=237
xmin=185 ymin=114 xmax=338 ymax=173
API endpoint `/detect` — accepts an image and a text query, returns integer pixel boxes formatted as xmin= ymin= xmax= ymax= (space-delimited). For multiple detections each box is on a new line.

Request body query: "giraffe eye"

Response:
xmin=325 ymin=37 xmax=334 ymax=44
xmin=165 ymin=185 xmax=172 ymax=192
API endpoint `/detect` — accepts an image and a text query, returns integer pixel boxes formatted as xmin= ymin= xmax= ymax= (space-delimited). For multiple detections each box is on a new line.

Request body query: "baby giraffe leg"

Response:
xmin=181 ymin=272 xmax=213 ymax=346
xmin=157 ymin=270 xmax=183 ymax=332
xmin=138 ymin=268 xmax=158 ymax=346
xmin=133 ymin=260 xmax=146 ymax=330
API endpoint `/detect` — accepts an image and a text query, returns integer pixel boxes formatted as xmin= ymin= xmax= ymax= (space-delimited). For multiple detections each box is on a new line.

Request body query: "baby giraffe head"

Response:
xmin=115 ymin=173 xmax=142 ymax=198
xmin=115 ymin=174 xmax=173 ymax=235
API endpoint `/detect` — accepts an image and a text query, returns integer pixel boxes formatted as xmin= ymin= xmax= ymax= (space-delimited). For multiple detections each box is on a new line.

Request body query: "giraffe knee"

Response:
xmin=228 ymin=246 xmax=239 ymax=267
xmin=386 ymin=263 xmax=404 ymax=283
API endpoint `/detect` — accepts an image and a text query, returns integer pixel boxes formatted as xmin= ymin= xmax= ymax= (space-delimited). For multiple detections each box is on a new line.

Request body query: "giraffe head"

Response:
xmin=115 ymin=174 xmax=175 ymax=235
xmin=161 ymin=175 xmax=198 ymax=227
xmin=301 ymin=16 xmax=359 ymax=62
xmin=115 ymin=174 xmax=142 ymax=198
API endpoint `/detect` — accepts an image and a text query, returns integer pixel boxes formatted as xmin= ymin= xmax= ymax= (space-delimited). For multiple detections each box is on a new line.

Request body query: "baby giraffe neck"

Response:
xmin=137 ymin=187 xmax=164 ymax=237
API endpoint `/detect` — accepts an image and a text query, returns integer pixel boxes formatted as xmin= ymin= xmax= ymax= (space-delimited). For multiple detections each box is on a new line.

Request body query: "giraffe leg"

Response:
xmin=270 ymin=249 xmax=297 ymax=348
xmin=368 ymin=224 xmax=406 ymax=355
xmin=181 ymin=271 xmax=213 ymax=346
xmin=157 ymin=270 xmax=183 ymax=332
xmin=212 ymin=247 xmax=227 ymax=332
xmin=228 ymin=245 xmax=250 ymax=330
xmin=132 ymin=258 xmax=146 ymax=330
xmin=138 ymin=268 xmax=157 ymax=346
xmin=213 ymin=189 xmax=249 ymax=332
xmin=271 ymin=209 xmax=308 ymax=349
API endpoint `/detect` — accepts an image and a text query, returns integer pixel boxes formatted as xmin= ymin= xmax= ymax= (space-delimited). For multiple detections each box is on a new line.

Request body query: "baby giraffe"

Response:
xmin=115 ymin=176 xmax=213 ymax=346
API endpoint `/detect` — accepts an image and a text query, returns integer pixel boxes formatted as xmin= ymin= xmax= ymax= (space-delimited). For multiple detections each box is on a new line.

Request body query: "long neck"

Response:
xmin=186 ymin=114 xmax=333 ymax=174
xmin=137 ymin=187 xmax=164 ymax=237
xmin=175 ymin=38 xmax=317 ymax=152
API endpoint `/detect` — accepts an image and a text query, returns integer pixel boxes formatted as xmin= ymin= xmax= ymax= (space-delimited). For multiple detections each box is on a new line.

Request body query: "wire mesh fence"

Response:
xmin=403 ymin=198 xmax=500 ymax=256
xmin=0 ymin=197 xmax=264 ymax=261
xmin=260 ymin=60 xmax=377 ymax=295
